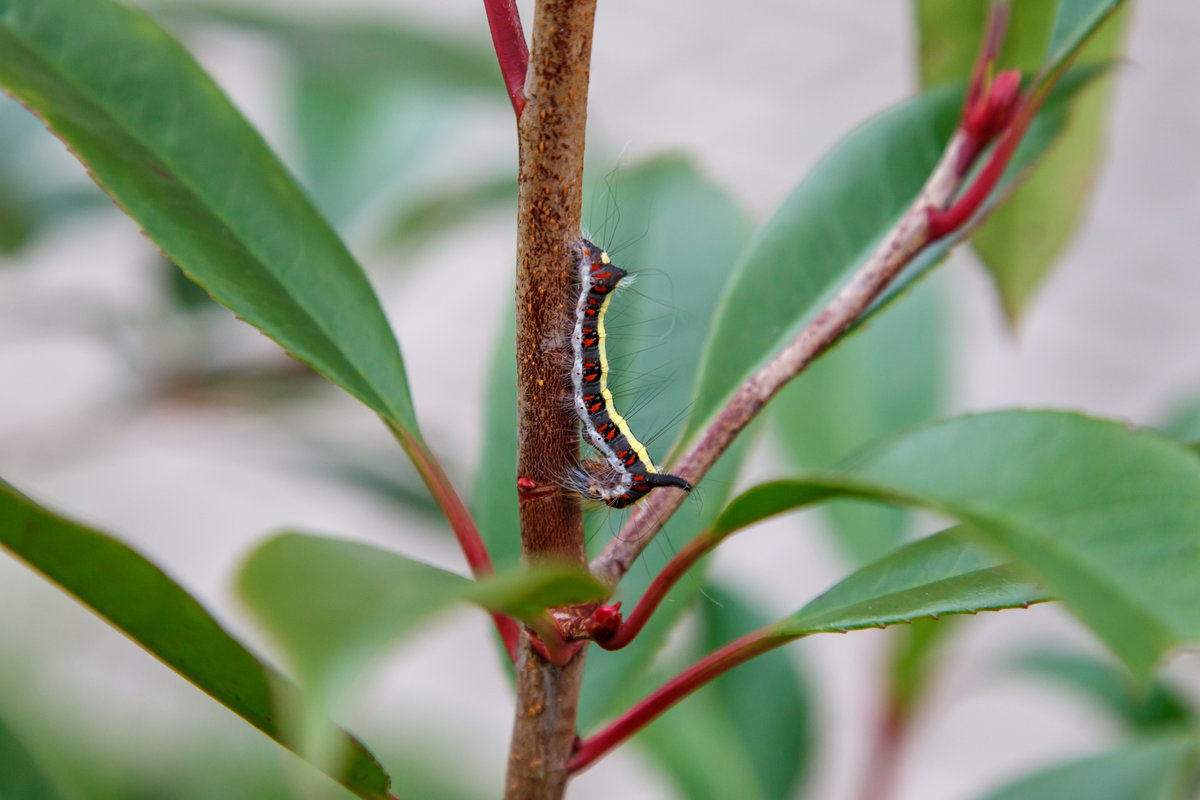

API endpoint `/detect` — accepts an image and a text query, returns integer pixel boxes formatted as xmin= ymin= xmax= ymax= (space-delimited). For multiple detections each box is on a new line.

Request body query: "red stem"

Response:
xmin=858 ymin=695 xmax=908 ymax=800
xmin=392 ymin=425 xmax=520 ymax=662
xmin=595 ymin=532 xmax=718 ymax=651
xmin=483 ymin=0 xmax=530 ymax=117
xmin=567 ymin=628 xmax=786 ymax=774
xmin=926 ymin=95 xmax=1034 ymax=240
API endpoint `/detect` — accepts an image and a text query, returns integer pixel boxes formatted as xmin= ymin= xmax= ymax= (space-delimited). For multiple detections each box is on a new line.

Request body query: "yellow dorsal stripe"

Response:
xmin=596 ymin=280 xmax=659 ymax=474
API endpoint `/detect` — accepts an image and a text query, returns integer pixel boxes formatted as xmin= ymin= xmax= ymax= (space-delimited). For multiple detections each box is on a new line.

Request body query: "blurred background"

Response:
xmin=1 ymin=0 xmax=1198 ymax=798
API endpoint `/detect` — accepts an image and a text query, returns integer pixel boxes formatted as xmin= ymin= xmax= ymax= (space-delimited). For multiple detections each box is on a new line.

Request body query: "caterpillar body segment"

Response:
xmin=569 ymin=238 xmax=692 ymax=508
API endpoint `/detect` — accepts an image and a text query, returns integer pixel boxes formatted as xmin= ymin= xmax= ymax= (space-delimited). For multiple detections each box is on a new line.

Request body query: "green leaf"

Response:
xmin=717 ymin=411 xmax=1200 ymax=676
xmin=475 ymin=308 xmax=522 ymax=573
xmin=382 ymin=173 xmax=516 ymax=253
xmin=636 ymin=673 xmax=762 ymax=800
xmin=697 ymin=583 xmax=814 ymax=800
xmin=472 ymin=156 xmax=754 ymax=728
xmin=0 ymin=0 xmax=417 ymax=435
xmin=773 ymin=272 xmax=946 ymax=564
xmin=683 ymin=71 xmax=1094 ymax=447
xmin=636 ymin=582 xmax=816 ymax=800
xmin=0 ymin=715 xmax=67 ymax=800
xmin=683 ymin=87 xmax=955 ymax=447
xmin=0 ymin=97 xmax=107 ymax=254
xmin=236 ymin=532 xmax=605 ymax=697
xmin=1159 ymin=397 xmax=1200 ymax=445
xmin=915 ymin=0 xmax=1131 ymax=320
xmin=974 ymin=737 xmax=1197 ymax=800
xmin=155 ymin=4 xmax=507 ymax=226
xmin=774 ymin=528 xmax=1046 ymax=638
xmin=1011 ymin=651 xmax=1195 ymax=732
xmin=888 ymin=615 xmax=961 ymax=715
xmin=159 ymin=4 xmax=501 ymax=93
xmin=0 ymin=479 xmax=391 ymax=799
xmin=1046 ymin=0 xmax=1126 ymax=70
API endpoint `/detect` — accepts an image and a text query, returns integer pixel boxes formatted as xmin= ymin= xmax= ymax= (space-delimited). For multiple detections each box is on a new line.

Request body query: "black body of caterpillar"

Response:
xmin=569 ymin=238 xmax=692 ymax=509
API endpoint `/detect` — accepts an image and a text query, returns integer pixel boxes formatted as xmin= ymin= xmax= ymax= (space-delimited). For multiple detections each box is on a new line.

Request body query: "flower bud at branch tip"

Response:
xmin=964 ymin=69 xmax=1023 ymax=143
xmin=585 ymin=602 xmax=623 ymax=641
xmin=957 ymin=69 xmax=1024 ymax=176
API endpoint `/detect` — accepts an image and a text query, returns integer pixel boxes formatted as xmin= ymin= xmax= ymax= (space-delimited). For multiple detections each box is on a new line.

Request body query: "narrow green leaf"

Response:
xmin=1159 ymin=397 xmax=1200 ymax=445
xmin=0 ymin=97 xmax=107 ymax=254
xmin=684 ymin=72 xmax=1094 ymax=447
xmin=636 ymin=690 xmax=763 ymax=800
xmin=774 ymin=528 xmax=1046 ymax=638
xmin=383 ymin=174 xmax=517 ymax=252
xmin=1011 ymin=651 xmax=1195 ymax=732
xmin=0 ymin=480 xmax=391 ymax=799
xmin=1046 ymin=0 xmax=1126 ymax=70
xmin=915 ymin=0 xmax=1131 ymax=319
xmin=158 ymin=4 xmax=501 ymax=93
xmin=236 ymin=532 xmax=605 ymax=697
xmin=773 ymin=273 xmax=946 ymax=564
xmin=632 ymin=584 xmax=817 ymax=800
xmin=154 ymin=4 xmax=507 ymax=226
xmin=475 ymin=308 xmax=521 ymax=573
xmin=718 ymin=411 xmax=1200 ymax=676
xmin=695 ymin=584 xmax=814 ymax=800
xmin=682 ymin=87 xmax=957 ymax=447
xmin=633 ymin=582 xmax=817 ymax=800
xmin=0 ymin=0 xmax=417 ymax=434
xmin=0 ymin=715 xmax=67 ymax=800
xmin=887 ymin=615 xmax=961 ymax=715
xmin=974 ymin=737 xmax=1197 ymax=800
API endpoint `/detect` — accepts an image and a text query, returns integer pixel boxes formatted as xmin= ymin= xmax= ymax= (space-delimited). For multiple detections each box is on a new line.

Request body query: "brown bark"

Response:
xmin=505 ymin=1 xmax=598 ymax=797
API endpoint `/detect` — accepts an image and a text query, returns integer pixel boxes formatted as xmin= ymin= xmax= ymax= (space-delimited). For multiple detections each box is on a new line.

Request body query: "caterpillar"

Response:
xmin=568 ymin=237 xmax=692 ymax=509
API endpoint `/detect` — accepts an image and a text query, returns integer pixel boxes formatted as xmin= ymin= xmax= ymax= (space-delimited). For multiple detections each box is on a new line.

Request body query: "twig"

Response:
xmin=483 ymin=0 xmax=531 ymax=116
xmin=594 ymin=531 xmax=718 ymax=651
xmin=590 ymin=131 xmax=970 ymax=585
xmin=589 ymin=2 xmax=1038 ymax=588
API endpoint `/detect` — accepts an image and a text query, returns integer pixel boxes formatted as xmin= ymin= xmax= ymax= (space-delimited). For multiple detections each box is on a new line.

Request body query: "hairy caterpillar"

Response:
xmin=568 ymin=237 xmax=692 ymax=509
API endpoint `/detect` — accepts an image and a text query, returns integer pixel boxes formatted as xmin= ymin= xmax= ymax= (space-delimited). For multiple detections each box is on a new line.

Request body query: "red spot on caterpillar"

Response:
xmin=517 ymin=477 xmax=536 ymax=490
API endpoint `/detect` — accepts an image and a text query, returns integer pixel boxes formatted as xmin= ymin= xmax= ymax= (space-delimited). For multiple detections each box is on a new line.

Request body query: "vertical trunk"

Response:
xmin=504 ymin=1 xmax=598 ymax=797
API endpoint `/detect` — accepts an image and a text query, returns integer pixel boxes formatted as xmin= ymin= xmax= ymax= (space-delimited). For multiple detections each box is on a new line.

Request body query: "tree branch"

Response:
xmin=504 ymin=0 xmax=599 ymax=797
